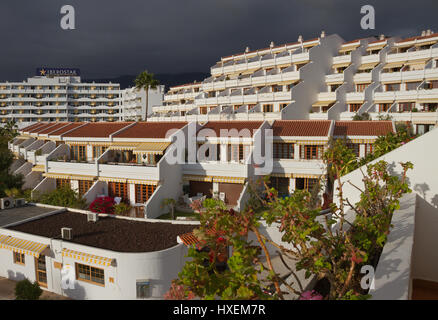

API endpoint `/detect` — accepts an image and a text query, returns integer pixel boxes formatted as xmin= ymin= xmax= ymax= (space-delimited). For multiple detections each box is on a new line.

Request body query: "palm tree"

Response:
xmin=134 ymin=71 xmax=160 ymax=121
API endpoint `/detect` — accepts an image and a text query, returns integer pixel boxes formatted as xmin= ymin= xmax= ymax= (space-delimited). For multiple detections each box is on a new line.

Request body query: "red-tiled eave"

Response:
xmin=113 ymin=122 xmax=187 ymax=139
xmin=272 ymin=120 xmax=331 ymax=137
xmin=37 ymin=122 xmax=70 ymax=135
xmin=178 ymin=227 xmax=225 ymax=247
xmin=26 ymin=123 xmax=59 ymax=134
xmin=63 ymin=122 xmax=133 ymax=138
xmin=221 ymin=38 xmax=320 ymax=60
xmin=20 ymin=122 xmax=46 ymax=133
xmin=397 ymin=32 xmax=438 ymax=44
xmin=333 ymin=121 xmax=394 ymax=137
xmin=199 ymin=121 xmax=263 ymax=137
xmin=47 ymin=122 xmax=86 ymax=136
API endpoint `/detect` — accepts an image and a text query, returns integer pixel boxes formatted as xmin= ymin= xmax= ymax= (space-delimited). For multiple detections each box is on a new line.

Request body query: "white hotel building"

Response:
xmin=150 ymin=30 xmax=438 ymax=135
xmin=0 ymin=70 xmax=164 ymax=127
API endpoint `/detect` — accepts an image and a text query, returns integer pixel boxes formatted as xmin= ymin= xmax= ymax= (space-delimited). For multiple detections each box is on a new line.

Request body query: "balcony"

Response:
xmin=183 ymin=162 xmax=248 ymax=179
xmin=325 ymin=73 xmax=344 ymax=84
xmin=273 ymin=159 xmax=326 ymax=176
xmin=47 ymin=160 xmax=98 ymax=176
xmin=386 ymin=47 xmax=438 ymax=63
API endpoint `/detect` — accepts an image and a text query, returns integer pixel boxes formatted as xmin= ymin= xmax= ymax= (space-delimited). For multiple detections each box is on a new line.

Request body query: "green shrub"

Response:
xmin=39 ymin=185 xmax=87 ymax=209
xmin=15 ymin=279 xmax=42 ymax=300
xmin=114 ymin=202 xmax=132 ymax=215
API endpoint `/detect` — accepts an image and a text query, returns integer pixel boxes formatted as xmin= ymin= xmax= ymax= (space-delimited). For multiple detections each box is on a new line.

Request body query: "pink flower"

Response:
xmin=299 ymin=290 xmax=323 ymax=300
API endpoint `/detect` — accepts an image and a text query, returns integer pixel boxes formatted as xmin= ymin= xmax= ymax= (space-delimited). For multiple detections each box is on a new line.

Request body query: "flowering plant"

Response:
xmin=89 ymin=196 xmax=115 ymax=214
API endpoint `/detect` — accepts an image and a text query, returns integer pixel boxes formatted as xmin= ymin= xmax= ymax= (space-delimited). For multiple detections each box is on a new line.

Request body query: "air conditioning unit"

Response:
xmin=61 ymin=227 xmax=73 ymax=240
xmin=0 ymin=197 xmax=14 ymax=210
xmin=87 ymin=212 xmax=98 ymax=223
xmin=15 ymin=198 xmax=26 ymax=207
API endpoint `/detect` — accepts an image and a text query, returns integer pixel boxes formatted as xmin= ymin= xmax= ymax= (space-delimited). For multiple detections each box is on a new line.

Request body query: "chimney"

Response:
xmin=427 ymin=29 xmax=432 ymax=36
xmin=321 ymin=30 xmax=326 ymax=38
xmin=270 ymin=41 xmax=275 ymax=48
xmin=245 ymin=46 xmax=250 ymax=53
xmin=421 ymin=30 xmax=427 ymax=36
xmin=298 ymin=35 xmax=303 ymax=43
xmin=379 ymin=34 xmax=385 ymax=40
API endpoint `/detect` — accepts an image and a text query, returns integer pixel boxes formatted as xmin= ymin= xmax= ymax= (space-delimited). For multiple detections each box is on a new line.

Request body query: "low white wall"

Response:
xmin=370 ymin=193 xmax=416 ymax=300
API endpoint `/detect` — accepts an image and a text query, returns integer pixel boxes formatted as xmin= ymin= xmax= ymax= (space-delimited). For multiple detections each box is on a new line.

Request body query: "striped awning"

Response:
xmin=0 ymin=235 xmax=48 ymax=258
xmin=293 ymin=174 xmax=322 ymax=179
xmin=296 ymin=140 xmax=328 ymax=145
xmin=350 ymin=138 xmax=376 ymax=143
xmin=312 ymin=101 xmax=335 ymax=107
xmin=384 ymin=61 xmax=406 ymax=69
xmin=133 ymin=142 xmax=171 ymax=155
xmin=109 ymin=143 xmax=139 ymax=151
xmin=127 ymin=179 xmax=159 ymax=186
xmin=270 ymin=173 xmax=292 ymax=178
xmin=418 ymin=98 xmax=438 ymax=103
xmin=32 ymin=165 xmax=45 ymax=172
xmin=183 ymin=175 xmax=213 ymax=182
xmin=98 ymin=177 xmax=128 ymax=183
xmin=358 ymin=62 xmax=378 ymax=70
xmin=332 ymin=62 xmax=351 ymax=68
xmin=339 ymin=45 xmax=359 ymax=53
xmin=43 ymin=173 xmax=96 ymax=181
xmin=213 ymin=176 xmax=246 ymax=184
xmin=62 ymin=248 xmax=114 ymax=267
xmin=347 ymin=100 xmax=365 ymax=104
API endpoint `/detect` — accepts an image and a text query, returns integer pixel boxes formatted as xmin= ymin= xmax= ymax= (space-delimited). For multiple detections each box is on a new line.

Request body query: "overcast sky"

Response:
xmin=1 ymin=0 xmax=437 ymax=81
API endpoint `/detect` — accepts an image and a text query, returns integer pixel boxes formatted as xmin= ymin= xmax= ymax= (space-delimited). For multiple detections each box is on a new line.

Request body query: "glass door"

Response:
xmin=35 ymin=255 xmax=47 ymax=288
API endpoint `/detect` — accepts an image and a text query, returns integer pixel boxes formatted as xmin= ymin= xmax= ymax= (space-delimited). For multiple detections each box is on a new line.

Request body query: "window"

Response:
xmin=76 ymin=263 xmax=105 ymax=286
xmin=300 ymin=145 xmax=324 ymax=160
xmin=135 ymin=184 xmax=156 ymax=203
xmin=13 ymin=252 xmax=25 ymax=265
xmin=56 ymin=179 xmax=70 ymax=189
xmin=35 ymin=255 xmax=47 ymax=287
xmin=78 ymin=180 xmax=93 ymax=196
xmin=280 ymin=103 xmax=288 ymax=110
xmin=385 ymin=83 xmax=400 ymax=91
xmin=378 ymin=104 xmax=391 ymax=112
xmin=296 ymin=178 xmax=319 ymax=192
xmin=406 ymin=82 xmax=421 ymax=91
xmin=108 ymin=182 xmax=129 ymax=202
xmin=92 ymin=146 xmax=107 ymax=160
xmin=263 ymin=104 xmax=273 ymax=112
xmin=346 ymin=143 xmax=360 ymax=157
xmin=349 ymin=104 xmax=361 ymax=112
xmin=71 ymin=145 xmax=86 ymax=161
xmin=364 ymin=143 xmax=373 ymax=156
xmin=136 ymin=280 xmax=151 ymax=299
xmin=273 ymin=143 xmax=294 ymax=159
xmin=399 ymin=102 xmax=415 ymax=112
xmin=228 ymin=144 xmax=246 ymax=162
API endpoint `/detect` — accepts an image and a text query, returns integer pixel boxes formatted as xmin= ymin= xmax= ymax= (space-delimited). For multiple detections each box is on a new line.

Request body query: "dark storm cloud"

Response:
xmin=1 ymin=0 xmax=437 ymax=81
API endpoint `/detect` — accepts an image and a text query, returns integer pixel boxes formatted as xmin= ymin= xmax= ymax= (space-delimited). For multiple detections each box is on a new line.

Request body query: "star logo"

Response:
xmin=39 ymin=69 xmax=46 ymax=76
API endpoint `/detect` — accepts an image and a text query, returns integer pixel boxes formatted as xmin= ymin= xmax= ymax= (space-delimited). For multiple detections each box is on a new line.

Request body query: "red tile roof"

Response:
xmin=48 ymin=122 xmax=86 ymax=136
xmin=37 ymin=123 xmax=71 ymax=135
xmin=113 ymin=122 xmax=187 ymax=139
xmin=199 ymin=121 xmax=263 ymax=137
xmin=21 ymin=122 xmax=47 ymax=132
xmin=26 ymin=123 xmax=59 ymax=134
xmin=63 ymin=122 xmax=133 ymax=138
xmin=272 ymin=120 xmax=331 ymax=137
xmin=333 ymin=121 xmax=394 ymax=136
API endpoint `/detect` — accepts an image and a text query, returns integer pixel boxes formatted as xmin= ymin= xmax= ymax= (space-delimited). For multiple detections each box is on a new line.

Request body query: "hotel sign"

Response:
xmin=36 ymin=68 xmax=81 ymax=77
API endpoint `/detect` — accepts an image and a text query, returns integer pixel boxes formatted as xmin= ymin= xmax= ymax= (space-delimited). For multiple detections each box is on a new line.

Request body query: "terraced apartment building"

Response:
xmin=9 ymin=120 xmax=394 ymax=219
xmin=150 ymin=30 xmax=438 ymax=135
